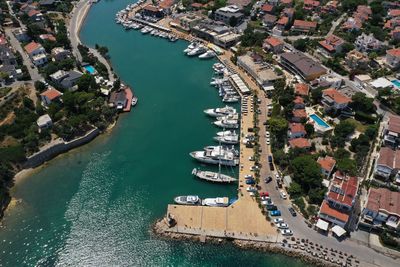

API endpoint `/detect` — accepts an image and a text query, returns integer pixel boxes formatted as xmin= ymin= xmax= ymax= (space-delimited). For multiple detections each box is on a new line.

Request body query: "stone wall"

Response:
xmin=22 ymin=128 xmax=100 ymax=169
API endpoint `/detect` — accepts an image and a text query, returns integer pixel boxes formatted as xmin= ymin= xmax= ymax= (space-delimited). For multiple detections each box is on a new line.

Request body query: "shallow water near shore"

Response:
xmin=0 ymin=0 xmax=308 ymax=266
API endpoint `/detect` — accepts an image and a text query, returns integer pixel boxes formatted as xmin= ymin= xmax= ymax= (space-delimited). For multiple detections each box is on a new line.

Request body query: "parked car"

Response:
xmin=245 ymin=179 xmax=255 ymax=185
xmin=246 ymin=186 xmax=257 ymax=192
xmin=260 ymin=191 xmax=269 ymax=197
xmin=270 ymin=210 xmax=281 ymax=216
xmin=288 ymin=207 xmax=297 ymax=217
xmin=279 ymin=190 xmax=287 ymax=199
xmin=266 ymin=138 xmax=270 ymax=145
xmin=277 ymin=222 xmax=289 ymax=229
xmin=273 ymin=218 xmax=284 ymax=224
xmin=265 ymin=176 xmax=272 ymax=183
xmin=268 ymin=155 xmax=273 ymax=163
xmin=280 ymin=229 xmax=293 ymax=236
xmin=265 ymin=131 xmax=270 ymax=138
xmin=269 ymin=163 xmax=275 ymax=171
xmin=244 ymin=174 xmax=253 ymax=179
xmin=267 ymin=205 xmax=278 ymax=211
xmin=249 ymin=156 xmax=255 ymax=161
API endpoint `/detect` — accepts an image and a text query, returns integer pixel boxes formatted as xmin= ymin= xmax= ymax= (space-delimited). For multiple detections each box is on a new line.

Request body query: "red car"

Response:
xmin=260 ymin=192 xmax=269 ymax=197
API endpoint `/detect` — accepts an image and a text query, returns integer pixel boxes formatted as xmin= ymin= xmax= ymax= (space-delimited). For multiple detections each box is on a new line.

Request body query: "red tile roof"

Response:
xmin=143 ymin=4 xmax=161 ymax=12
xmin=40 ymin=88 xmax=62 ymax=101
xmin=377 ymin=147 xmax=400 ymax=169
xmin=295 ymin=83 xmax=309 ymax=96
xmin=289 ymin=137 xmax=311 ymax=148
xmin=357 ymin=5 xmax=372 ymax=15
xmin=293 ymin=96 xmax=304 ymax=105
xmin=276 ymin=16 xmax=289 ymax=25
xmin=293 ymin=20 xmax=317 ymax=29
xmin=24 ymin=41 xmax=42 ymax=54
xmin=390 ymin=9 xmax=400 ymax=17
xmin=387 ymin=48 xmax=400 ymax=57
xmin=327 ymin=172 xmax=358 ymax=207
xmin=322 ymin=88 xmax=351 ymax=104
xmin=319 ymin=35 xmax=345 ymax=52
xmin=366 ymin=188 xmax=400 ymax=217
xmin=317 ymin=156 xmax=336 ymax=172
xmin=264 ymin=36 xmax=283 ymax=47
xmin=191 ymin=3 xmax=203 ymax=8
xmin=28 ymin=9 xmax=41 ymax=17
xmin=159 ymin=0 xmax=174 ymax=9
xmin=320 ymin=200 xmax=350 ymax=223
xmin=40 ymin=34 xmax=56 ymax=42
xmin=280 ymin=0 xmax=292 ymax=4
xmin=292 ymin=109 xmax=307 ymax=118
xmin=304 ymin=0 xmax=320 ymax=7
xmin=289 ymin=123 xmax=306 ymax=134
xmin=388 ymin=115 xmax=400 ymax=134
xmin=261 ymin=4 xmax=273 ymax=12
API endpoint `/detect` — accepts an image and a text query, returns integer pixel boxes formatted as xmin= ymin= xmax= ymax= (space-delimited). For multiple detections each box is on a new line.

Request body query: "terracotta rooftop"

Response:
xmin=295 ymin=83 xmax=309 ymax=96
xmin=320 ymin=200 xmax=350 ymax=223
xmin=327 ymin=172 xmax=358 ymax=207
xmin=280 ymin=0 xmax=292 ymax=5
xmin=28 ymin=9 xmax=41 ymax=17
xmin=24 ymin=41 xmax=42 ymax=54
xmin=366 ymin=188 xmax=400 ymax=217
xmin=40 ymin=88 xmax=62 ymax=101
xmin=304 ymin=0 xmax=320 ymax=7
xmin=277 ymin=16 xmax=289 ymax=25
xmin=293 ymin=20 xmax=317 ymax=29
xmin=289 ymin=137 xmax=311 ymax=148
xmin=390 ymin=9 xmax=400 ymax=17
xmin=322 ymin=88 xmax=351 ymax=104
xmin=317 ymin=156 xmax=336 ymax=172
xmin=292 ymin=108 xmax=307 ymax=118
xmin=319 ymin=35 xmax=345 ymax=52
xmin=264 ymin=36 xmax=283 ymax=47
xmin=377 ymin=147 xmax=400 ymax=169
xmin=387 ymin=115 xmax=400 ymax=133
xmin=143 ymin=4 xmax=161 ymax=12
xmin=227 ymin=0 xmax=252 ymax=7
xmin=387 ymin=48 xmax=400 ymax=57
xmin=261 ymin=4 xmax=273 ymax=12
xmin=191 ymin=2 xmax=203 ymax=8
xmin=159 ymin=0 xmax=174 ymax=9
xmin=293 ymin=96 xmax=304 ymax=105
xmin=39 ymin=34 xmax=56 ymax=42
xmin=263 ymin=14 xmax=277 ymax=23
xmin=357 ymin=5 xmax=372 ymax=15
xmin=289 ymin=123 xmax=306 ymax=134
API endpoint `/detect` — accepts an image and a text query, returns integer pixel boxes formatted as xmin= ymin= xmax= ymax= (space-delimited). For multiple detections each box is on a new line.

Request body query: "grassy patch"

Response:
xmin=0 ymin=87 xmax=12 ymax=98
xmin=344 ymin=118 xmax=368 ymax=132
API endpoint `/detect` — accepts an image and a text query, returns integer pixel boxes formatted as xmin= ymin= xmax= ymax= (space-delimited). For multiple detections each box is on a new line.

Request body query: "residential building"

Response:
xmin=51 ymin=47 xmax=70 ymax=61
xmin=291 ymin=108 xmax=307 ymax=122
xmin=354 ymin=74 xmax=372 ymax=88
xmin=237 ymin=54 xmax=281 ymax=91
xmin=263 ymin=36 xmax=284 ymax=53
xmin=304 ymin=0 xmax=320 ymax=11
xmin=262 ymin=14 xmax=277 ymax=29
xmin=0 ymin=45 xmax=17 ymax=66
xmin=288 ymin=123 xmax=306 ymax=139
xmin=280 ymin=0 xmax=293 ymax=6
xmin=109 ymin=90 xmax=128 ymax=110
xmin=280 ymin=52 xmax=327 ymax=81
xmin=321 ymin=88 xmax=351 ymax=112
xmin=293 ymin=96 xmax=305 ymax=109
xmin=292 ymin=20 xmax=317 ymax=33
xmin=40 ymin=87 xmax=62 ymax=106
xmin=273 ymin=16 xmax=289 ymax=35
xmin=214 ymin=32 xmax=241 ymax=48
xmin=317 ymin=156 xmax=336 ymax=178
xmin=312 ymin=74 xmax=342 ymax=89
xmin=261 ymin=4 xmax=274 ymax=14
xmin=13 ymin=28 xmax=30 ymax=42
xmin=318 ymin=171 xmax=359 ymax=229
xmin=362 ymin=188 xmax=400 ymax=230
xmin=345 ymin=49 xmax=369 ymax=70
xmin=321 ymin=0 xmax=338 ymax=13
xmin=27 ymin=9 xmax=44 ymax=22
xmin=342 ymin=17 xmax=362 ymax=31
xmin=179 ymin=14 xmax=203 ymax=30
xmin=36 ymin=114 xmax=52 ymax=129
xmin=214 ymin=5 xmax=244 ymax=26
xmin=24 ymin=41 xmax=47 ymax=66
xmin=294 ymin=83 xmax=309 ymax=96
xmin=374 ymin=147 xmax=400 ymax=180
xmin=49 ymin=70 xmax=83 ymax=89
xmin=227 ymin=0 xmax=252 ymax=8
xmin=386 ymin=48 xmax=400 ymax=69
xmin=141 ymin=4 xmax=164 ymax=18
xmin=159 ymin=0 xmax=174 ymax=14
xmin=39 ymin=33 xmax=56 ymax=42
xmin=288 ymin=137 xmax=311 ymax=149
xmin=370 ymin=77 xmax=394 ymax=90
xmin=383 ymin=115 xmax=400 ymax=147
xmin=282 ymin=7 xmax=294 ymax=20
xmin=318 ymin=35 xmax=345 ymax=55
xmin=355 ymin=33 xmax=383 ymax=52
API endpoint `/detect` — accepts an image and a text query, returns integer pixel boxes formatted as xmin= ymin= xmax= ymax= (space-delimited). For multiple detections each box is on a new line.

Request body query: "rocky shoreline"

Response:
xmin=152 ymin=218 xmax=338 ymax=267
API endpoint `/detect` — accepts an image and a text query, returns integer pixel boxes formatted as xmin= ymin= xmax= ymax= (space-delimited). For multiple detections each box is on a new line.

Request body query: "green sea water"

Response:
xmin=0 ymin=1 xmax=307 ymax=266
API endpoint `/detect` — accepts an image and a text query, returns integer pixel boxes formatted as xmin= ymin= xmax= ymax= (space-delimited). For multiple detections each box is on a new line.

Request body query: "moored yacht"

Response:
xmin=216 ymin=113 xmax=239 ymax=121
xmin=213 ymin=135 xmax=239 ymax=145
xmin=202 ymin=197 xmax=229 ymax=207
xmin=174 ymin=195 xmax=200 ymax=205
xmin=222 ymin=95 xmax=240 ymax=103
xmin=217 ymin=130 xmax=236 ymax=137
xmin=199 ymin=50 xmax=216 ymax=59
xmin=192 ymin=168 xmax=237 ymax=183
xmin=213 ymin=119 xmax=239 ymax=129
xmin=204 ymin=106 xmax=236 ymax=117
xmin=189 ymin=147 xmax=239 ymax=166
xmin=187 ymin=45 xmax=207 ymax=56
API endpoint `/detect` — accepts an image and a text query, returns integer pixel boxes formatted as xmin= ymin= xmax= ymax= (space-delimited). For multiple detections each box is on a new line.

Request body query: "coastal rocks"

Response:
xmin=153 ymin=217 xmax=339 ymax=267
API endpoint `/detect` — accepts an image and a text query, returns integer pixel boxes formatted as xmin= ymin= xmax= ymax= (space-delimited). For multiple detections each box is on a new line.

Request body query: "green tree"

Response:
xmin=350 ymin=92 xmax=375 ymax=113
xmin=305 ymin=123 xmax=314 ymax=136
xmin=291 ymin=155 xmax=323 ymax=192
xmin=293 ymin=39 xmax=307 ymax=52
xmin=288 ymin=182 xmax=302 ymax=198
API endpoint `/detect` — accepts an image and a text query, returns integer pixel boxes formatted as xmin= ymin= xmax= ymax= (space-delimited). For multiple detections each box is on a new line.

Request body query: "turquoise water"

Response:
xmin=309 ymin=114 xmax=329 ymax=128
xmin=391 ymin=79 xmax=400 ymax=88
xmin=83 ymin=65 xmax=96 ymax=74
xmin=0 ymin=1 xmax=307 ymax=266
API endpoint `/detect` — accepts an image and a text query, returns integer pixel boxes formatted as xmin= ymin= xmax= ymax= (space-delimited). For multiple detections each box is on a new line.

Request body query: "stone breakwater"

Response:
xmin=152 ymin=219 xmax=337 ymax=267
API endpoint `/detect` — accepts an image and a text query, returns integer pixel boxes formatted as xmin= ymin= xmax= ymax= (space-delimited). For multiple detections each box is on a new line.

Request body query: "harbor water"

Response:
xmin=0 ymin=0 xmax=307 ymax=266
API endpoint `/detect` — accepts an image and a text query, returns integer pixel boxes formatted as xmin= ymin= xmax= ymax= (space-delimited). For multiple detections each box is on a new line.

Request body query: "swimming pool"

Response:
xmin=310 ymin=114 xmax=330 ymax=128
xmin=391 ymin=80 xmax=400 ymax=88
xmin=83 ymin=65 xmax=96 ymax=74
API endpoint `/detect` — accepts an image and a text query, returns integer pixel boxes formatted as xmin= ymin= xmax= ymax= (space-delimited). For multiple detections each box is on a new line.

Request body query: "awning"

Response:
xmin=316 ymin=219 xmax=329 ymax=231
xmin=331 ymin=225 xmax=346 ymax=237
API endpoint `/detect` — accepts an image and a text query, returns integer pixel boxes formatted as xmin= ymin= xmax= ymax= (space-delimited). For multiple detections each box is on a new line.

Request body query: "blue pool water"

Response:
xmin=310 ymin=114 xmax=330 ymax=128
xmin=84 ymin=65 xmax=96 ymax=74
xmin=391 ymin=80 xmax=400 ymax=88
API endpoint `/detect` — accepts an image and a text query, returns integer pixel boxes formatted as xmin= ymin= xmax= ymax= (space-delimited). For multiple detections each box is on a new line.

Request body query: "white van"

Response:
xmin=279 ymin=190 xmax=287 ymax=199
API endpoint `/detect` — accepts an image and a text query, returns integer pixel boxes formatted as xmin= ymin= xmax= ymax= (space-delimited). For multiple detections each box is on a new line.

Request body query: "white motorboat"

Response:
xmin=192 ymin=168 xmax=237 ymax=183
xmin=213 ymin=119 xmax=239 ymax=129
xmin=174 ymin=195 xmax=200 ymax=205
xmin=202 ymin=197 xmax=229 ymax=207
xmin=216 ymin=113 xmax=239 ymax=121
xmin=131 ymin=96 xmax=138 ymax=106
xmin=217 ymin=130 xmax=236 ymax=137
xmin=168 ymin=35 xmax=178 ymax=42
xmin=199 ymin=50 xmax=216 ymax=59
xmin=187 ymin=45 xmax=207 ymax=56
xmin=189 ymin=147 xmax=238 ymax=166
xmin=222 ymin=95 xmax=240 ymax=103
xmin=184 ymin=42 xmax=198 ymax=53
xmin=141 ymin=26 xmax=152 ymax=34
xmin=213 ymin=135 xmax=239 ymax=145
xmin=210 ymin=77 xmax=228 ymax=86
xmin=204 ymin=106 xmax=236 ymax=117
